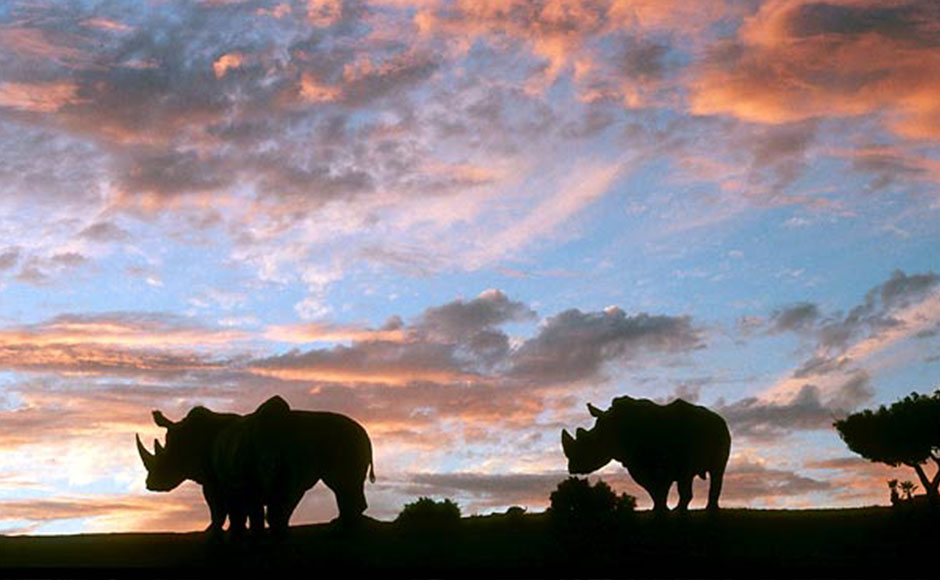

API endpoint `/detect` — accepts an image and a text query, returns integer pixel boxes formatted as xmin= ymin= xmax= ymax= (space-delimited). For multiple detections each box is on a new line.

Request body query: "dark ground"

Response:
xmin=0 ymin=507 xmax=936 ymax=578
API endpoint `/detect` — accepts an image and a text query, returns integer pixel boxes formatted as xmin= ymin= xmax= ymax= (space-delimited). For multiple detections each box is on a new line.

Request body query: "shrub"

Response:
xmin=396 ymin=497 xmax=462 ymax=529
xmin=549 ymin=476 xmax=635 ymax=528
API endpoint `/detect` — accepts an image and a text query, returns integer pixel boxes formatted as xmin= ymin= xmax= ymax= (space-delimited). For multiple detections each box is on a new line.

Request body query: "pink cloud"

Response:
xmin=689 ymin=0 xmax=940 ymax=138
xmin=0 ymin=82 xmax=79 ymax=113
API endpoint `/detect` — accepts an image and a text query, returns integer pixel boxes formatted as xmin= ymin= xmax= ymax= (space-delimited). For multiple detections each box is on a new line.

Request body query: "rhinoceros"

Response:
xmin=561 ymin=396 xmax=731 ymax=513
xmin=136 ymin=395 xmax=376 ymax=535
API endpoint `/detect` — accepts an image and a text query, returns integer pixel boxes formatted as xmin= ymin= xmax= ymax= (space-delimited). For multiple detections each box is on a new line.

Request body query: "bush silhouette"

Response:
xmin=396 ymin=497 xmax=461 ymax=529
xmin=549 ymin=477 xmax=635 ymax=529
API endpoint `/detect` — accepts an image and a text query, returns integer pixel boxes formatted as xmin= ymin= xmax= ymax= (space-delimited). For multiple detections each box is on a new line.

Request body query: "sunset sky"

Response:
xmin=1 ymin=0 xmax=939 ymax=535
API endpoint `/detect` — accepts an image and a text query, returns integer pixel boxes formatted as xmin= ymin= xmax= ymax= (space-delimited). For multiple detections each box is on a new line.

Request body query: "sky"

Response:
xmin=0 ymin=0 xmax=938 ymax=535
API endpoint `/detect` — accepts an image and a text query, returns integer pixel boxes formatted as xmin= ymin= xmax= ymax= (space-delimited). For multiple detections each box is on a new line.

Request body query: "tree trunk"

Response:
xmin=907 ymin=462 xmax=940 ymax=508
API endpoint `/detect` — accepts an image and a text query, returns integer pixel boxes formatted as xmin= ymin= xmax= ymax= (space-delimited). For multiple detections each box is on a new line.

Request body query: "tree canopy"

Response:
xmin=834 ymin=390 xmax=940 ymax=505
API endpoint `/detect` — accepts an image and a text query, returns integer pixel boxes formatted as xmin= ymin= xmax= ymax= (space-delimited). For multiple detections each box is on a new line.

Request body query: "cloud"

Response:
xmin=264 ymin=320 xmax=410 ymax=344
xmin=250 ymin=341 xmax=477 ymax=385
xmin=469 ymin=159 xmax=626 ymax=266
xmin=718 ymin=372 xmax=873 ymax=440
xmin=402 ymin=457 xmax=833 ymax=512
xmin=0 ymin=81 xmax=80 ymax=113
xmin=509 ymin=307 xmax=701 ymax=384
xmin=406 ymin=471 xmax=566 ymax=509
xmin=842 ymin=145 xmax=940 ymax=190
xmin=768 ymin=302 xmax=820 ymax=335
xmin=251 ymin=291 xmax=530 ymax=385
xmin=689 ymin=0 xmax=940 ymax=138
xmin=416 ymin=289 xmax=536 ymax=342
xmin=0 ymin=247 xmax=20 ymax=271
xmin=0 ymin=486 xmax=211 ymax=535
xmin=78 ymin=222 xmax=131 ymax=243
xmin=0 ymin=496 xmax=158 ymax=522
xmin=116 ymin=149 xmax=236 ymax=201
xmin=816 ymin=270 xmax=938 ymax=353
xmin=762 ymin=269 xmax=940 ymax=404
xmin=254 ymin=291 xmax=702 ymax=387
xmin=0 ymin=312 xmax=249 ymax=349
xmin=720 ymin=458 xmax=830 ymax=502
xmin=0 ymin=312 xmax=250 ymax=378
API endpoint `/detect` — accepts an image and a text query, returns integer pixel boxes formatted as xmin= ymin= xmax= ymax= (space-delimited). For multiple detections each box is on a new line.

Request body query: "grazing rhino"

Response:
xmin=136 ymin=395 xmax=376 ymax=535
xmin=561 ymin=396 xmax=730 ymax=513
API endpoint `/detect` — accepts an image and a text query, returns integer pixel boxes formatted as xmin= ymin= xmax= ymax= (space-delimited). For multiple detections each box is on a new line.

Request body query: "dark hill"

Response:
xmin=0 ymin=507 xmax=936 ymax=578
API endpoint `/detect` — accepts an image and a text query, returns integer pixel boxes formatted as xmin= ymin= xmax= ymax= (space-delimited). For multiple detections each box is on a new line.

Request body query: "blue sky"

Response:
xmin=0 ymin=0 xmax=938 ymax=534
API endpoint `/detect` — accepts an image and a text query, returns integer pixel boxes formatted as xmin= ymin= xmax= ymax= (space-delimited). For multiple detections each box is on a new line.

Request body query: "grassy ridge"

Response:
xmin=0 ymin=507 xmax=936 ymax=578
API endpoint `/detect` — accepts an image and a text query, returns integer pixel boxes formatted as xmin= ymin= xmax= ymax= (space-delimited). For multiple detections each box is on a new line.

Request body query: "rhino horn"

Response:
xmin=154 ymin=438 xmax=164 ymax=456
xmin=576 ymin=427 xmax=587 ymax=439
xmin=561 ymin=429 xmax=575 ymax=455
xmin=587 ymin=403 xmax=605 ymax=418
xmin=152 ymin=410 xmax=175 ymax=429
xmin=136 ymin=434 xmax=154 ymax=470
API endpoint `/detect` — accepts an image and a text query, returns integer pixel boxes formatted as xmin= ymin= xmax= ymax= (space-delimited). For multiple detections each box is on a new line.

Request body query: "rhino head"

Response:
xmin=137 ymin=407 xmax=210 ymax=491
xmin=561 ymin=402 xmax=616 ymax=474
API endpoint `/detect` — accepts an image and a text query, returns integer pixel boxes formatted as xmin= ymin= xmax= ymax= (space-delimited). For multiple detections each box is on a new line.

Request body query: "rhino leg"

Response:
xmin=325 ymin=473 xmax=368 ymax=522
xmin=707 ymin=465 xmax=725 ymax=511
xmin=267 ymin=485 xmax=308 ymax=535
xmin=228 ymin=504 xmax=248 ymax=537
xmin=676 ymin=476 xmax=693 ymax=513
xmin=248 ymin=503 xmax=265 ymax=535
xmin=203 ymin=486 xmax=227 ymax=536
xmin=648 ymin=481 xmax=670 ymax=515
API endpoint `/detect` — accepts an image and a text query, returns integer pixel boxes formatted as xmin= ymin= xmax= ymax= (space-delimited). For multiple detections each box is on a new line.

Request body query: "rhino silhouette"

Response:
xmin=137 ymin=395 xmax=375 ymax=535
xmin=562 ymin=396 xmax=731 ymax=513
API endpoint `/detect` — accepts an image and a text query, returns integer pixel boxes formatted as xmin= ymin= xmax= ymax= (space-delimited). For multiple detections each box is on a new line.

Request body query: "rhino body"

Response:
xmin=562 ymin=396 xmax=731 ymax=513
xmin=137 ymin=396 xmax=375 ymax=535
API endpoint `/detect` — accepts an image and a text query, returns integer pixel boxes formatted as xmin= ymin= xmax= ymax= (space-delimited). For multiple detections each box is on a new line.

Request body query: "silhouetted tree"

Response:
xmin=549 ymin=477 xmax=635 ymax=529
xmin=834 ymin=390 xmax=940 ymax=507
xmin=396 ymin=497 xmax=461 ymax=530
xmin=888 ymin=479 xmax=900 ymax=507
xmin=899 ymin=480 xmax=918 ymax=501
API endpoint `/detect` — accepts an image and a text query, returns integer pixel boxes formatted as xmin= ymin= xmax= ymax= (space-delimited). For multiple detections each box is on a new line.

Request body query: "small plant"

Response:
xmin=396 ymin=497 xmax=461 ymax=529
xmin=888 ymin=479 xmax=900 ymax=506
xmin=549 ymin=476 xmax=635 ymax=529
xmin=899 ymin=480 xmax=918 ymax=501
xmin=505 ymin=506 xmax=527 ymax=518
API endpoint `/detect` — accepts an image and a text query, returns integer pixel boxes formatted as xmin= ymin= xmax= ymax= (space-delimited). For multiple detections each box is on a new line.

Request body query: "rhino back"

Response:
xmin=279 ymin=411 xmax=373 ymax=472
xmin=614 ymin=399 xmax=729 ymax=476
xmin=231 ymin=411 xmax=373 ymax=490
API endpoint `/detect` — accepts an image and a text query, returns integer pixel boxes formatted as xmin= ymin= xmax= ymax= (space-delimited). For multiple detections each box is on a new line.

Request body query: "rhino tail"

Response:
xmin=369 ymin=460 xmax=376 ymax=484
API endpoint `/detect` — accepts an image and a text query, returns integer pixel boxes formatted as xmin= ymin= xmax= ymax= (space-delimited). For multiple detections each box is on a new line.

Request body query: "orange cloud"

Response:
xmin=299 ymin=72 xmax=342 ymax=102
xmin=689 ymin=0 xmax=940 ymax=138
xmin=0 ymin=27 xmax=91 ymax=68
xmin=264 ymin=322 xmax=411 ymax=344
xmin=0 ymin=314 xmax=250 ymax=378
xmin=212 ymin=52 xmax=243 ymax=78
xmin=80 ymin=18 xmax=134 ymax=33
xmin=306 ymin=0 xmax=343 ymax=27
xmin=0 ymin=314 xmax=249 ymax=350
xmin=248 ymin=366 xmax=477 ymax=386
xmin=0 ymin=82 xmax=79 ymax=113
xmin=413 ymin=0 xmax=726 ymax=95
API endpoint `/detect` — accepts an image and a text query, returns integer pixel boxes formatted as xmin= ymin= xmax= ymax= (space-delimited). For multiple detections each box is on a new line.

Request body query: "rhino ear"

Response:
xmin=152 ymin=410 xmax=175 ymax=429
xmin=587 ymin=403 xmax=605 ymax=418
xmin=561 ymin=430 xmax=575 ymax=456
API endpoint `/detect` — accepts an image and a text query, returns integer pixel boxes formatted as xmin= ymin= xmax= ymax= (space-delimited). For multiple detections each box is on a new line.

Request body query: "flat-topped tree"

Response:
xmin=834 ymin=390 xmax=940 ymax=508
